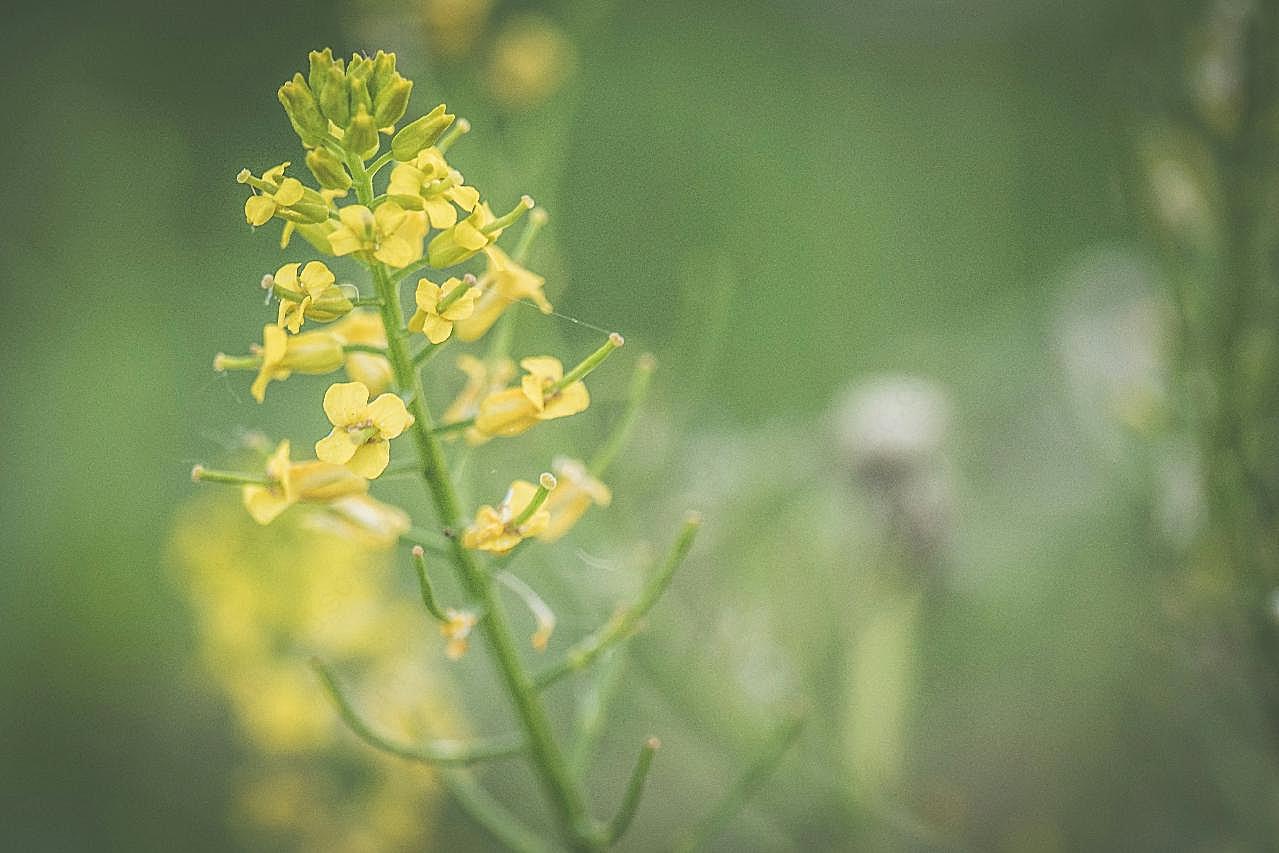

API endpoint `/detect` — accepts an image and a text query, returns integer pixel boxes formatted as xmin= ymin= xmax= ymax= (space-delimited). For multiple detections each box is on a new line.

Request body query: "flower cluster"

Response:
xmin=190 ymin=49 xmax=711 ymax=850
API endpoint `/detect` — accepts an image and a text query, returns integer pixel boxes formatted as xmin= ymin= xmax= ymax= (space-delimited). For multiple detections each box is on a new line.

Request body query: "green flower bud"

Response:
xmin=319 ymin=64 xmax=350 ymax=126
xmin=348 ymin=74 xmax=373 ymax=117
xmin=306 ymin=147 xmax=352 ymax=191
xmin=278 ymin=74 xmax=327 ymax=146
xmin=305 ymin=285 xmax=354 ymax=323
xmin=343 ymin=107 xmax=379 ymax=159
xmin=373 ymin=76 xmax=412 ymax=128
xmin=308 ymin=48 xmax=336 ymax=102
xmin=391 ymin=104 xmax=455 ymax=161
xmin=277 ymin=201 xmax=331 ymax=225
xmin=370 ymin=50 xmax=397 ymax=96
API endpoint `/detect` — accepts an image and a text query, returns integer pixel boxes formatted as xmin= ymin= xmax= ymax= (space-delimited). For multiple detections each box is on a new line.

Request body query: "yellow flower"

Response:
xmin=315 ymin=381 xmax=415 ymax=479
xmin=386 ymin=148 xmax=480 ymax=229
xmin=242 ymin=440 xmax=368 ymax=525
xmin=454 ymin=245 xmax=552 ymax=342
xmin=441 ymin=355 xmax=516 ymax=444
xmin=249 ymin=325 xmax=345 ymax=402
xmin=327 ymin=202 xmax=427 ymax=268
xmin=301 ymin=494 xmax=411 ymax=549
xmin=330 ymin=311 xmax=394 ymax=394
xmin=440 ymin=609 xmax=478 ymax=660
xmin=473 ymin=356 xmax=589 ymax=439
xmin=240 ymin=162 xmax=329 ymax=228
xmin=461 ymin=479 xmax=551 ymax=553
xmin=538 ymin=458 xmax=612 ymax=542
xmin=407 ymin=277 xmax=477 ymax=344
xmin=272 ymin=261 xmax=350 ymax=333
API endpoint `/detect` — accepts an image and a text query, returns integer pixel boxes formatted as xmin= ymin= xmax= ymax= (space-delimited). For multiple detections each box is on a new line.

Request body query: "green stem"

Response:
xmin=673 ymin=713 xmax=807 ymax=853
xmin=433 ymin=417 xmax=475 ymax=436
xmin=367 ymin=151 xmax=393 ymax=177
xmin=606 ymin=738 xmax=661 ymax=844
xmin=313 ymin=660 xmax=526 ymax=765
xmin=442 ymin=771 xmax=556 ymax=853
xmin=394 ymin=257 xmax=434 ymax=283
xmin=590 ymin=353 xmax=655 ymax=478
xmin=352 ymin=295 xmax=383 ymax=307
xmin=413 ymin=342 xmax=441 ymax=368
xmin=190 ymin=466 xmax=270 ymax=487
xmin=410 ymin=545 xmax=448 ymax=622
xmin=353 ymin=165 xmax=597 ymax=849
xmin=552 ymin=334 xmax=624 ymax=393
xmin=535 ymin=513 xmax=701 ymax=690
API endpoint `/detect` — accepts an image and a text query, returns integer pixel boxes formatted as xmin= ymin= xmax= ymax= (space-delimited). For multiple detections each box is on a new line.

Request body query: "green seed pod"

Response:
xmin=278 ymin=74 xmax=327 ymax=146
xmin=373 ymin=76 xmax=412 ymax=129
xmin=305 ymin=147 xmax=352 ymax=191
xmin=391 ymin=104 xmax=455 ymax=161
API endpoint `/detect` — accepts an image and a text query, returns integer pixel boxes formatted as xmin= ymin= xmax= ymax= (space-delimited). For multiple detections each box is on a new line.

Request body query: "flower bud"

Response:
xmin=374 ymin=75 xmax=413 ymax=129
xmin=318 ymin=63 xmax=350 ymax=126
xmin=278 ymin=74 xmax=327 ymax=146
xmin=305 ymin=147 xmax=352 ymax=191
xmin=281 ymin=331 xmax=346 ymax=373
xmin=391 ymin=104 xmax=455 ymax=161
xmin=308 ymin=48 xmax=336 ymax=101
xmin=370 ymin=50 xmax=397 ymax=95
xmin=305 ymin=285 xmax=354 ymax=323
xmin=347 ymin=69 xmax=374 ymax=116
xmin=276 ymin=200 xmax=331 ymax=224
xmin=343 ymin=107 xmax=379 ymax=158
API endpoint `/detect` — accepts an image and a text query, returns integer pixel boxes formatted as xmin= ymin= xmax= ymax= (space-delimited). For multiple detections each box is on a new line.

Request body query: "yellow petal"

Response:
xmin=327 ymin=226 xmax=362 ymax=256
xmin=414 ymin=279 xmax=442 ymax=312
xmin=338 ymin=204 xmax=376 ymax=237
xmin=423 ymin=196 xmax=457 ymax=229
xmin=374 ymin=202 xmax=408 ymax=235
xmin=423 ymin=314 xmax=453 ymax=344
xmin=387 ymin=163 xmax=424 ymax=196
xmin=245 ymin=195 xmax=276 ymax=226
xmin=366 ymin=393 xmax=414 ymax=437
xmin=541 ymin=382 xmax=590 ymax=420
xmin=474 ymin=388 xmax=539 ymax=437
xmin=243 ymin=485 xmax=291 ymax=524
xmin=456 ymin=222 xmax=489 ymax=251
xmin=521 ymin=356 xmax=563 ymax=383
xmin=316 ymin=429 xmax=359 ymax=464
xmin=274 ymin=178 xmax=305 ymax=206
xmin=375 ymin=236 xmax=418 ymax=268
xmin=273 ymin=262 xmax=301 ymax=291
xmin=299 ymin=260 xmax=335 ymax=294
xmin=322 ymin=381 xmax=370 ymax=426
xmin=521 ymin=374 xmax=546 ymax=411
xmin=347 ymin=439 xmax=391 ymax=479
xmin=449 ymin=185 xmax=479 ymax=211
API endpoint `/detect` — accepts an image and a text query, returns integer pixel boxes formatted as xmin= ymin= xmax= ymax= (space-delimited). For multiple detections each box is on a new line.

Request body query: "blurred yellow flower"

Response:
xmin=408 ymin=277 xmax=477 ymax=344
xmin=422 ymin=0 xmax=493 ymax=60
xmin=315 ymin=381 xmax=414 ymax=479
xmin=486 ymin=13 xmax=575 ymax=109
xmin=454 ymin=245 xmax=552 ymax=342
xmin=462 ymin=479 xmax=551 ymax=553
xmin=330 ymin=311 xmax=394 ymax=394
xmin=473 ymin=356 xmax=589 ymax=439
xmin=441 ymin=355 xmax=516 ymax=444
xmin=538 ymin=458 xmax=611 ymax=542
xmin=245 ymin=324 xmax=345 ymax=402
xmin=242 ymin=439 xmax=368 ymax=525
xmin=328 ymin=202 xmax=427 ymax=268
xmin=440 ymin=608 xmax=478 ymax=660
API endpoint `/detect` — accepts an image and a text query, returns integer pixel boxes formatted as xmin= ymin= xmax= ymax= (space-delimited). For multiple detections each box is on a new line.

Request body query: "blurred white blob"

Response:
xmin=834 ymin=376 xmax=954 ymax=565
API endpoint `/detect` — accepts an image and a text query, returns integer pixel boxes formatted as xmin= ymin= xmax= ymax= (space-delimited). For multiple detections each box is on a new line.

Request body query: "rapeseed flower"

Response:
xmin=241 ymin=440 xmax=367 ymax=525
xmin=538 ymin=458 xmax=611 ymax=542
xmin=386 ymin=148 xmax=480 ymax=228
xmin=315 ymin=381 xmax=414 ymax=479
xmin=327 ymin=202 xmax=427 ymax=268
xmin=408 ymin=277 xmax=478 ymax=344
xmin=271 ymin=261 xmax=350 ymax=332
xmin=473 ymin=356 xmax=589 ymax=439
xmin=454 ymin=245 xmax=552 ymax=341
xmin=462 ymin=476 xmax=554 ymax=553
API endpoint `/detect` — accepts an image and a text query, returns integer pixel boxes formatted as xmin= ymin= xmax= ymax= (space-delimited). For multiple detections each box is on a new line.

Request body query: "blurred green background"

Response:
xmin=3 ymin=0 xmax=1278 ymax=849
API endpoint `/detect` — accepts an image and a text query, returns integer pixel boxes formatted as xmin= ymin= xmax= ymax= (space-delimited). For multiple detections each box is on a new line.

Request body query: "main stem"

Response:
xmin=350 ymin=156 xmax=597 ymax=850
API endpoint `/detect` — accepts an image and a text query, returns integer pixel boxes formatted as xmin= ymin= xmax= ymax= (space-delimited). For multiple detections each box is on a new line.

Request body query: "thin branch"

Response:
xmin=313 ymin=660 xmax=526 ymax=766
xmin=535 ymin=512 xmax=701 ymax=689
xmin=674 ymin=713 xmax=807 ymax=852
xmin=606 ymin=737 xmax=661 ymax=844
xmin=590 ymin=353 xmax=655 ymax=478
xmin=440 ymin=770 xmax=557 ymax=853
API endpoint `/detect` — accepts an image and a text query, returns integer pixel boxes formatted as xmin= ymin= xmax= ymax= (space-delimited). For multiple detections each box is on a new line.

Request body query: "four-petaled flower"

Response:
xmin=315 ymin=381 xmax=415 ymax=479
xmin=455 ymin=245 xmax=553 ymax=342
xmin=243 ymin=162 xmax=304 ymax=226
xmin=408 ymin=277 xmax=478 ymax=344
xmin=387 ymin=148 xmax=480 ymax=229
xmin=327 ymin=202 xmax=427 ymax=268
xmin=473 ymin=356 xmax=590 ymax=439
xmin=427 ymin=203 xmax=500 ymax=268
xmin=242 ymin=440 xmax=368 ymax=525
xmin=441 ymin=355 xmax=516 ymax=445
xmin=273 ymin=260 xmax=346 ymax=333
xmin=461 ymin=479 xmax=551 ymax=553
